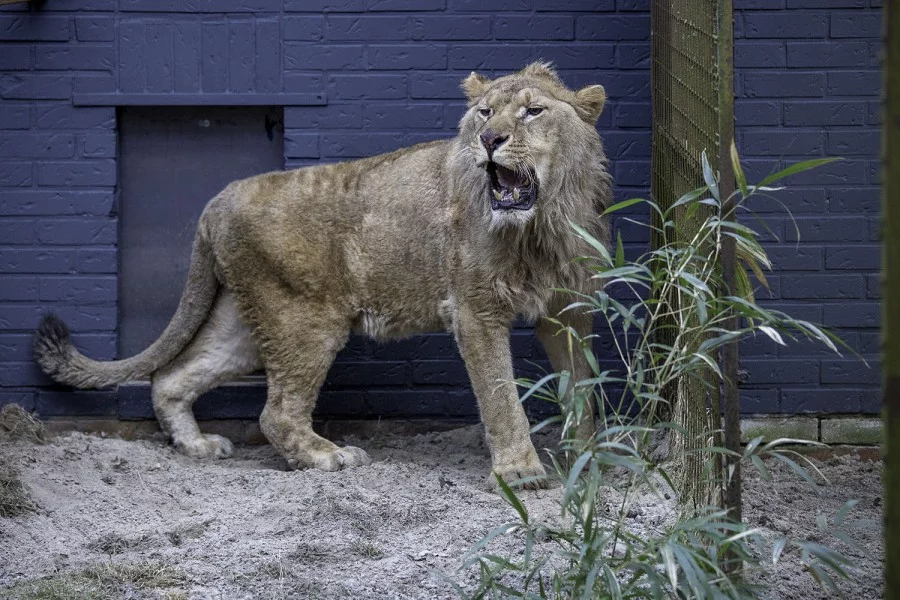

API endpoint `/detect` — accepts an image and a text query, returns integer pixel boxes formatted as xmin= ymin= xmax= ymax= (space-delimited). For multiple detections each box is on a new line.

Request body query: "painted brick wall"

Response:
xmin=0 ymin=0 xmax=881 ymax=420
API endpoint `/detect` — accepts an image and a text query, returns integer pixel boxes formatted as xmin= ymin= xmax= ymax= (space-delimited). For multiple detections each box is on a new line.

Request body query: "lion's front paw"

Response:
xmin=491 ymin=461 xmax=549 ymax=491
xmin=297 ymin=445 xmax=372 ymax=472
xmin=176 ymin=434 xmax=234 ymax=460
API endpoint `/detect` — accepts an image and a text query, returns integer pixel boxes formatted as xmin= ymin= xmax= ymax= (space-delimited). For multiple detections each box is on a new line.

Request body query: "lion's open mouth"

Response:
xmin=487 ymin=163 xmax=537 ymax=211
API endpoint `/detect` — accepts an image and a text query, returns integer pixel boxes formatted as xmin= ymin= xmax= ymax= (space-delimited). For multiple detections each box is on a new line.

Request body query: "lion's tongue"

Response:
xmin=495 ymin=165 xmax=525 ymax=189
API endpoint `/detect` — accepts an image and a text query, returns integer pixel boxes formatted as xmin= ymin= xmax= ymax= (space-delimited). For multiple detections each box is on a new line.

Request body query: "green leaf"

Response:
xmin=730 ymin=140 xmax=748 ymax=199
xmin=701 ymin=149 xmax=720 ymax=200
xmin=602 ymin=196 xmax=647 ymax=216
xmin=494 ymin=473 xmax=529 ymax=524
xmin=756 ymin=157 xmax=842 ymax=188
xmin=615 ymin=230 xmax=625 ymax=268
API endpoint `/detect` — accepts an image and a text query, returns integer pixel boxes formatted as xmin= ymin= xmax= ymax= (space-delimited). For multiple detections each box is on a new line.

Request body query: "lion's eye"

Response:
xmin=478 ymin=107 xmax=492 ymax=118
xmin=526 ymin=107 xmax=545 ymax=117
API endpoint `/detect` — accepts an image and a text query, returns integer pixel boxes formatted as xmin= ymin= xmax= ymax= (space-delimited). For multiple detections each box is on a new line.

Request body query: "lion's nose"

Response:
xmin=479 ymin=129 xmax=508 ymax=158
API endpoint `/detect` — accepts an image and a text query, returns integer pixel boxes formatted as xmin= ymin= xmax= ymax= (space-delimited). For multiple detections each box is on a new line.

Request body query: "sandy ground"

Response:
xmin=0 ymin=425 xmax=883 ymax=599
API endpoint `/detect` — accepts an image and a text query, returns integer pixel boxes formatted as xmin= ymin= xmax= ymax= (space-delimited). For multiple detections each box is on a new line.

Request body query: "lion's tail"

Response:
xmin=34 ymin=224 xmax=219 ymax=389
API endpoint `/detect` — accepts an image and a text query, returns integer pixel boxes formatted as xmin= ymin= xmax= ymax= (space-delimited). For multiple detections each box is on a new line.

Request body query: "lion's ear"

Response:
xmin=574 ymin=84 xmax=607 ymax=124
xmin=462 ymin=71 xmax=491 ymax=103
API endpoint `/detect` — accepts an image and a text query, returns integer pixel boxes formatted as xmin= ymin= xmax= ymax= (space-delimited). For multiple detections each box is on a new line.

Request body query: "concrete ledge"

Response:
xmin=36 ymin=415 xmax=884 ymax=446
xmin=740 ymin=416 xmax=819 ymax=443
xmin=821 ymin=417 xmax=882 ymax=445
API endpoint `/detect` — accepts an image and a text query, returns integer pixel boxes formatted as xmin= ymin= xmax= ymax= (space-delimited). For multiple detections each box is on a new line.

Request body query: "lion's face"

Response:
xmin=457 ymin=63 xmax=608 ymax=229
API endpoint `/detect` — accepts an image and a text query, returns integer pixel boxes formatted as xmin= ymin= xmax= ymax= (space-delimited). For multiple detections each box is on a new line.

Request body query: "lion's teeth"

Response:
xmin=513 ymin=188 xmax=520 ymax=201
xmin=493 ymin=189 xmax=503 ymax=201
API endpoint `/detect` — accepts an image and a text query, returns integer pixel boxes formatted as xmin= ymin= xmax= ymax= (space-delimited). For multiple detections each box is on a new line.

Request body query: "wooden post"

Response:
xmin=883 ymin=0 xmax=899 ymax=596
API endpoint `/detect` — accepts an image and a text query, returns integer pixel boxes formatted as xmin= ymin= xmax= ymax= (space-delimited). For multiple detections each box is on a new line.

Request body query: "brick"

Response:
xmin=38 ymin=276 xmax=117 ymax=304
xmin=735 ymin=0 xmax=784 ymax=7
xmin=35 ymin=45 xmax=115 ymax=71
xmin=325 ymin=361 xmax=407 ymax=388
xmin=410 ymin=73 xmax=466 ymax=99
xmin=742 ymin=71 xmax=825 ymax=98
xmin=410 ymin=16 xmax=491 ymax=40
xmin=283 ymin=15 xmax=325 ymax=41
xmin=0 ymin=74 xmax=72 ymax=100
xmin=326 ymin=74 xmax=407 ymax=99
xmin=735 ymin=100 xmax=782 ymax=126
xmin=616 ymin=0 xmax=648 ymax=9
xmin=364 ymin=103 xmax=443 ymax=129
xmin=75 ymin=16 xmax=115 ymax=41
xmin=575 ymin=15 xmax=648 ymax=40
xmin=740 ymin=389 xmax=780 ymax=413
xmin=858 ymin=332 xmax=880 ymax=355
xmin=449 ymin=44 xmax=534 ymax=70
xmin=786 ymin=41 xmax=868 ymax=68
xmin=255 ymin=19 xmax=280 ymax=93
xmin=0 ymin=304 xmax=115 ymax=332
xmin=827 ymin=130 xmax=881 ymax=156
xmin=119 ymin=0 xmax=281 ymax=10
xmin=0 ymin=16 xmax=70 ymax=41
xmin=602 ymin=131 xmax=651 ymax=158
xmin=614 ymin=43 xmax=649 ymax=69
xmin=0 ymin=362 xmax=50 ymax=387
xmin=830 ymin=12 xmax=882 ymax=37
xmin=826 ymin=70 xmax=881 ymax=96
xmin=742 ymin=359 xmax=819 ymax=384
xmin=867 ymin=274 xmax=880 ymax=300
xmin=868 ymin=101 xmax=881 ymax=125
xmin=613 ymin=102 xmax=650 ymax=127
xmin=540 ymin=44 xmax=616 ymax=69
xmin=284 ymin=0 xmax=367 ymax=10
xmin=0 ymin=249 xmax=75 ymax=273
xmin=740 ymin=130 xmax=823 ymax=156
xmin=73 ymin=74 xmax=115 ymax=95
xmin=0 ymin=106 xmax=30 ymax=130
xmin=0 ymin=163 xmax=32 ymax=187
xmin=859 ymin=389 xmax=880 ymax=413
xmin=495 ymin=15 xmax=574 ymax=40
xmin=367 ymin=389 xmax=477 ymax=418
xmin=326 ymin=15 xmax=409 ymax=40
xmin=36 ymin=390 xmax=118 ymax=417
xmin=0 ymin=390 xmax=34 ymax=412
xmin=0 ymin=133 xmax=74 ymax=159
xmin=35 ymin=104 xmax=115 ymax=129
xmin=0 ymin=190 xmax=114 ymax=216
xmin=0 ymin=276 xmax=38 ymax=301
xmin=77 ymin=132 xmax=116 ymax=158
xmin=0 ymin=219 xmax=36 ymax=244
xmin=284 ymin=43 xmax=365 ymax=70
xmin=764 ymin=245 xmax=823 ymax=270
xmin=35 ymin=217 xmax=115 ymax=246
xmin=369 ymin=44 xmax=447 ymax=70
xmin=740 ymin=416 xmax=818 ymax=442
xmin=284 ymin=104 xmax=363 ymax=129
xmin=783 ymin=101 xmax=866 ymax=126
xmin=449 ymin=0 xmax=529 ymax=8
xmin=367 ymin=0 xmax=445 ymax=9
xmin=782 ymin=159 xmax=869 ymax=185
xmin=412 ymin=360 xmax=470 ymax=386
xmin=36 ymin=160 xmax=116 ymax=187
xmin=781 ymin=274 xmax=863 ymax=299
xmin=743 ymin=12 xmax=827 ymax=38
xmin=827 ymin=187 xmax=880 ymax=213
xmin=588 ymin=71 xmax=649 ymax=100
xmin=77 ymin=248 xmax=117 ymax=273
xmin=226 ymin=20 xmax=253 ymax=94
xmin=284 ymin=132 xmax=319 ymax=158
xmin=823 ymin=302 xmax=880 ymax=327
xmin=536 ymin=0 xmax=614 ymax=8
xmin=321 ymin=132 xmax=435 ymax=157
xmin=735 ymin=41 xmax=785 ymax=68
xmin=0 ymin=45 xmax=31 ymax=70
xmin=2 ymin=332 xmax=114 ymax=361
xmin=787 ymin=0 xmax=865 ymax=5
xmin=283 ymin=72 xmax=325 ymax=94
xmin=822 ymin=359 xmax=879 ymax=385
xmin=820 ymin=418 xmax=881 ymax=445
xmin=781 ymin=388 xmax=861 ymax=413
xmin=786 ymin=216 xmax=868 ymax=242
xmin=42 ymin=0 xmax=116 ymax=9
xmin=825 ymin=245 xmax=880 ymax=270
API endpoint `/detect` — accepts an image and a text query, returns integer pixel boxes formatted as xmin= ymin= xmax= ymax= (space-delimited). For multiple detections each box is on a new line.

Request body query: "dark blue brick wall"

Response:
xmin=0 ymin=0 xmax=881 ymax=419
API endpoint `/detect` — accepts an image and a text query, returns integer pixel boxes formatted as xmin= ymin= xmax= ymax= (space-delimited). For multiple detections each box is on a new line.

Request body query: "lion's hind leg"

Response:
xmin=254 ymin=302 xmax=371 ymax=472
xmin=151 ymin=290 xmax=261 ymax=459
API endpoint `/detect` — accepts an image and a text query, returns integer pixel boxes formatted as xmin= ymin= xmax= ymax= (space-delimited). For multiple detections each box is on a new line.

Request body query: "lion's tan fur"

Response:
xmin=35 ymin=63 xmax=611 ymax=488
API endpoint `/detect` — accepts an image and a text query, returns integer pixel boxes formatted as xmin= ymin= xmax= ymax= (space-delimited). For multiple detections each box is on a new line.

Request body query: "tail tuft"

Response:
xmin=34 ymin=313 xmax=74 ymax=380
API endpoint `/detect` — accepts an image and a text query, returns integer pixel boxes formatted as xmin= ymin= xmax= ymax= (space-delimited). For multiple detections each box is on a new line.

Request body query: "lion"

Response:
xmin=34 ymin=62 xmax=612 ymax=489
